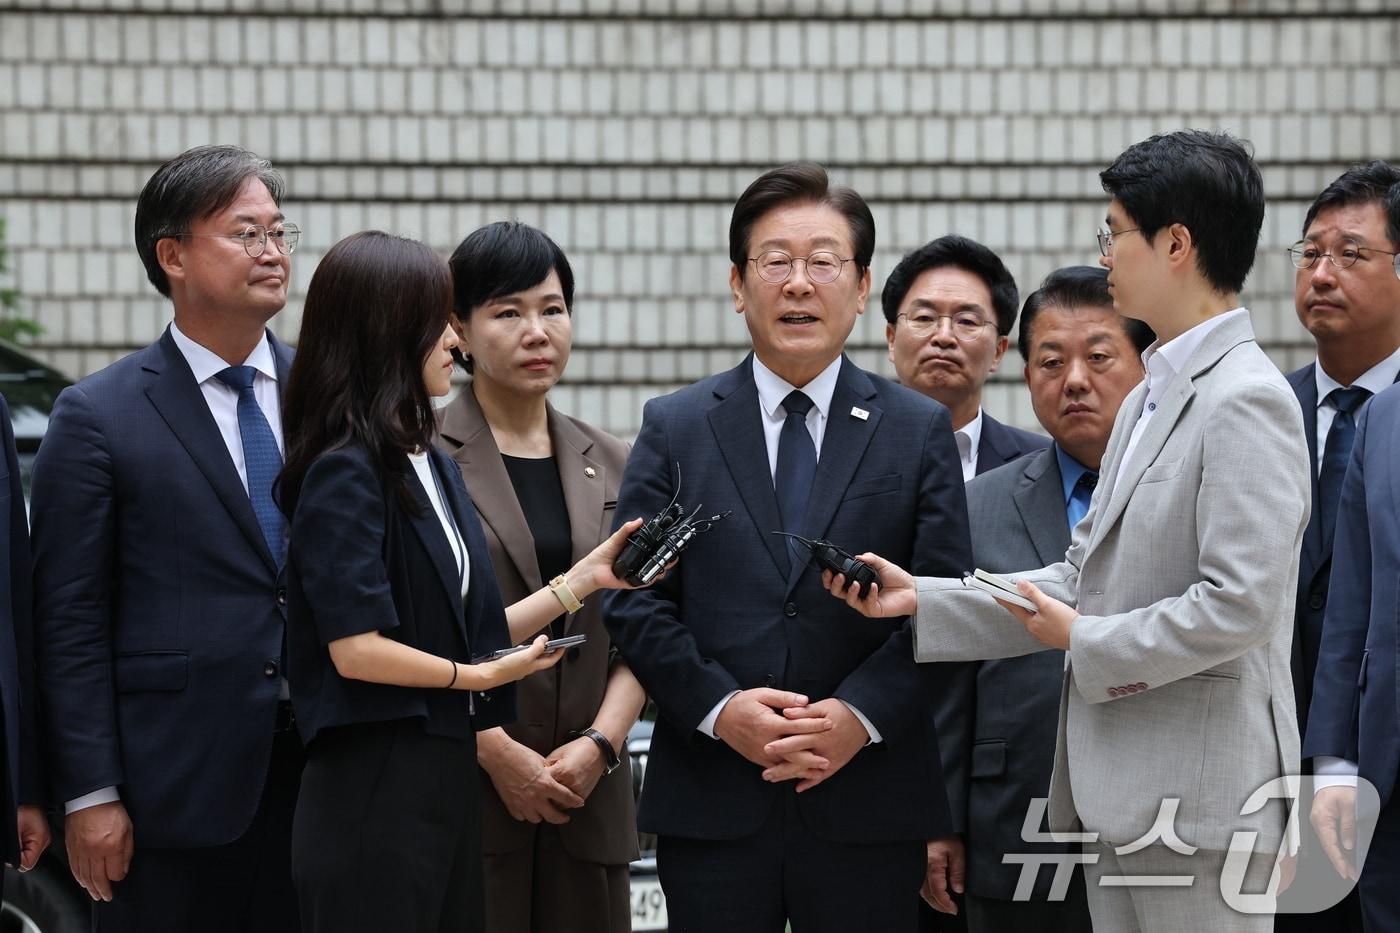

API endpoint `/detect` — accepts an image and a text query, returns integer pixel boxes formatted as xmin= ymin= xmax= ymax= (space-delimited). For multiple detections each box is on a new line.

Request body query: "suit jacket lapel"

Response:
xmin=787 ymin=359 xmax=882 ymax=594
xmin=405 ymin=453 xmax=470 ymax=629
xmin=1014 ymin=448 xmax=1071 ymax=567
xmin=707 ymin=358 xmax=790 ymax=578
xmin=1290 ymin=365 xmax=1324 ymax=583
xmin=437 ymin=388 xmax=542 ymax=593
xmin=978 ymin=416 xmax=1013 ymax=471
xmin=550 ymin=406 xmax=604 ymax=632
xmin=143 ymin=328 xmax=277 ymax=574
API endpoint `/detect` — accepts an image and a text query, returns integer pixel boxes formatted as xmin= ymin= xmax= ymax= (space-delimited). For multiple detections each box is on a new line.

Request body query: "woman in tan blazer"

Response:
xmin=436 ymin=222 xmax=645 ymax=933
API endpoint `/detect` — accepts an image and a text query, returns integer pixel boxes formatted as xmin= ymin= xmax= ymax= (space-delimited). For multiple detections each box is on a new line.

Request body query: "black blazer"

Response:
xmin=31 ymin=328 xmax=292 ymax=849
xmin=1287 ymin=362 xmax=1400 ymax=739
xmin=605 ymin=355 xmax=972 ymax=844
xmin=286 ymin=443 xmax=514 ymax=747
xmin=976 ymin=413 xmax=1048 ymax=476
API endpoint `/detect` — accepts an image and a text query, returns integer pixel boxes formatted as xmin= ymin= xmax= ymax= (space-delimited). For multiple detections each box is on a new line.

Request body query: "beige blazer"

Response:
xmin=436 ymin=386 xmax=638 ymax=865
xmin=914 ymin=312 xmax=1310 ymax=855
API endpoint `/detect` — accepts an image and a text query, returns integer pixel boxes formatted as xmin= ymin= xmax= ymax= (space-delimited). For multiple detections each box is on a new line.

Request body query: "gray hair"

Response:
xmin=134 ymin=145 xmax=285 ymax=298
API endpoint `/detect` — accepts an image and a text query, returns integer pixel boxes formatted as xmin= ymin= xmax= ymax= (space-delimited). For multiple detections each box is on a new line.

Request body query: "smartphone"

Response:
xmin=964 ymin=569 xmax=1037 ymax=612
xmin=472 ymin=634 xmax=588 ymax=663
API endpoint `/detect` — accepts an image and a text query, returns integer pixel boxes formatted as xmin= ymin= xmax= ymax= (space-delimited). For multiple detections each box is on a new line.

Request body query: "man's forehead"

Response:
xmin=1304 ymin=201 xmax=1389 ymax=243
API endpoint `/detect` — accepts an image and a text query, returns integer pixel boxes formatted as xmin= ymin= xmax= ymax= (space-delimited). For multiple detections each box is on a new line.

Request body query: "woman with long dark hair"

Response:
xmin=436 ymin=222 xmax=644 ymax=932
xmin=278 ymin=230 xmax=641 ymax=933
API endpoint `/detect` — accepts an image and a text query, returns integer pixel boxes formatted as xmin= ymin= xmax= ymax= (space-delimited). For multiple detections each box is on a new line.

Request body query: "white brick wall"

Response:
xmin=1 ymin=4 xmax=1397 ymax=438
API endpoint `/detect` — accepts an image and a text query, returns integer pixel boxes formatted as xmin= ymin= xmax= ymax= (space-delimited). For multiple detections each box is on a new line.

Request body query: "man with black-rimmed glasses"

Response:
xmin=31 ymin=145 xmax=303 ymax=933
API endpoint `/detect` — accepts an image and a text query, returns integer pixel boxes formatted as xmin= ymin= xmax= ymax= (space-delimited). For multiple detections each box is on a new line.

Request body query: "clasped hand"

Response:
xmin=713 ymin=689 xmax=869 ymax=793
xmin=821 ymin=554 xmax=1079 ymax=651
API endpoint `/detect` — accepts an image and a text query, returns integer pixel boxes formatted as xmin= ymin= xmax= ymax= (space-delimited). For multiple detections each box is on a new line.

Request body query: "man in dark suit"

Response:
xmin=30 ymin=146 xmax=302 ymax=931
xmin=883 ymin=235 xmax=1047 ymax=930
xmin=604 ymin=162 xmax=972 ymax=933
xmin=929 ymin=267 xmax=1151 ymax=932
xmin=1281 ymin=161 xmax=1400 ymax=933
xmin=0 ymin=394 xmax=50 ymax=889
xmin=883 ymin=235 xmax=1048 ymax=483
xmin=1304 ymin=380 xmax=1400 ymax=932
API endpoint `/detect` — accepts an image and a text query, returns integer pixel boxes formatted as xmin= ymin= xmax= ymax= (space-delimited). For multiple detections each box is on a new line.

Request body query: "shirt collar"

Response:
xmin=954 ymin=409 xmax=984 ymax=462
xmin=1314 ymin=343 xmax=1400 ymax=406
xmin=1139 ymin=307 xmax=1248 ymax=386
xmin=1055 ymin=443 xmax=1095 ymax=506
xmin=752 ymin=353 xmax=843 ymax=420
xmin=169 ymin=320 xmax=278 ymax=386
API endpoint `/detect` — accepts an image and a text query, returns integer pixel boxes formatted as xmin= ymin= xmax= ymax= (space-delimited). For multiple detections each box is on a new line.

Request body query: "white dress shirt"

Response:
xmin=953 ymin=409 xmax=984 ymax=483
xmin=696 ymin=355 xmax=882 ymax=745
xmin=407 ymin=451 xmax=469 ymax=598
xmin=67 ymin=323 xmax=286 ymax=815
xmin=1309 ymin=346 xmax=1400 ymax=789
xmin=1118 ymin=308 xmax=1248 ymax=474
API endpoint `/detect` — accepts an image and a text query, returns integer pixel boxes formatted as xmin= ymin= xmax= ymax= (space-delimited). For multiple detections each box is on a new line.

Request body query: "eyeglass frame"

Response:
xmin=1096 ymin=226 xmax=1141 ymax=258
xmin=166 ymin=222 xmax=301 ymax=258
xmin=1288 ymin=238 xmax=1400 ymax=278
xmin=895 ymin=310 xmax=999 ymax=341
xmin=746 ymin=250 xmax=855 ymax=285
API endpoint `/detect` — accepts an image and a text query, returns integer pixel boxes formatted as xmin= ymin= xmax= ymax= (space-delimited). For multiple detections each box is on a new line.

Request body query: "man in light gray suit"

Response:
xmin=827 ymin=131 xmax=1311 ymax=932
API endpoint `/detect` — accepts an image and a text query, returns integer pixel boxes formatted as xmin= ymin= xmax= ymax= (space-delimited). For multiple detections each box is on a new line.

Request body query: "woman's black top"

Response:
xmin=501 ymin=454 xmax=573 ymax=585
xmin=285 ymin=443 xmax=516 ymax=746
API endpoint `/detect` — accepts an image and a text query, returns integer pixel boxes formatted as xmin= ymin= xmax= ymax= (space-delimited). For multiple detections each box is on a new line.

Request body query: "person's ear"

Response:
xmin=854 ymin=265 xmax=872 ymax=316
xmin=730 ymin=265 xmax=746 ymax=314
xmin=156 ymin=237 xmax=185 ymax=289
xmin=886 ymin=322 xmax=896 ymax=364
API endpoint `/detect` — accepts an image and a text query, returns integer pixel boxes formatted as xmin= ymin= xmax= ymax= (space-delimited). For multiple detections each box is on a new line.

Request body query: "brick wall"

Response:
xmin=1 ymin=3 xmax=1396 ymax=437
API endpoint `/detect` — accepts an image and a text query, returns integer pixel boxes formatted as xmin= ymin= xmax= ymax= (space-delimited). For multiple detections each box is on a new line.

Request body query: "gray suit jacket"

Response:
xmin=914 ymin=312 xmax=1310 ymax=855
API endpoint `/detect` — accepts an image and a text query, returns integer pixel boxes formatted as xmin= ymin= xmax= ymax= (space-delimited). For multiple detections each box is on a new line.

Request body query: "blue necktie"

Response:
xmin=1067 ymin=470 xmax=1097 ymax=530
xmin=775 ymin=390 xmax=817 ymax=538
xmin=215 ymin=365 xmax=287 ymax=566
xmin=1318 ymin=386 xmax=1370 ymax=547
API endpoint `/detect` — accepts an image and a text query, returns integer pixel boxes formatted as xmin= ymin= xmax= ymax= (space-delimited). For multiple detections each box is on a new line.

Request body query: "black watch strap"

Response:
xmin=572 ymin=727 xmax=621 ymax=775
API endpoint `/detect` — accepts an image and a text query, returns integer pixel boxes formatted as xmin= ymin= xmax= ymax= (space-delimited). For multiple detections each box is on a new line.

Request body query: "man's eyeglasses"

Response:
xmin=1096 ymin=226 xmax=1140 ymax=258
xmin=1288 ymin=238 xmax=1400 ymax=274
xmin=897 ymin=311 xmax=996 ymax=341
xmin=748 ymin=250 xmax=853 ymax=285
xmin=169 ymin=223 xmax=301 ymax=258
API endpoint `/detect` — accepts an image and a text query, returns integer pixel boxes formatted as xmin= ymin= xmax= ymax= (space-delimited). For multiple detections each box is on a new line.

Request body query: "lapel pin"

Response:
xmin=584 ymin=466 xmax=597 ymax=478
xmin=851 ymin=407 xmax=869 ymax=421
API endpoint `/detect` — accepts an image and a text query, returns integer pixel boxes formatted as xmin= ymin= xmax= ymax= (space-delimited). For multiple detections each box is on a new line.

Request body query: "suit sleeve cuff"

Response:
xmin=697 ymin=691 xmax=740 ymax=739
xmin=840 ymin=700 xmax=881 ymax=745
xmin=1312 ymin=756 xmax=1358 ymax=789
xmin=65 ymin=786 xmax=120 ymax=815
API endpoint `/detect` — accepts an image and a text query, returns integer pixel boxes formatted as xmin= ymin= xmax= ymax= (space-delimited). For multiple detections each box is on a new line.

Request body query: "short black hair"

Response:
xmin=1017 ymin=266 xmax=1156 ymax=361
xmin=729 ymin=162 xmax=875 ymax=280
xmin=447 ymin=221 xmax=575 ymax=373
xmin=1099 ymin=130 xmax=1264 ymax=295
xmin=134 ymin=145 xmax=284 ymax=298
xmin=1302 ymin=160 xmax=1400 ymax=249
xmin=881 ymin=235 xmax=1019 ymax=335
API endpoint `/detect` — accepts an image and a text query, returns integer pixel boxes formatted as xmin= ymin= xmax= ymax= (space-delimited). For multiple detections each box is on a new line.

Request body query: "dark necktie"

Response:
xmin=215 ymin=365 xmax=287 ymax=566
xmin=1068 ymin=470 xmax=1098 ymax=529
xmin=1318 ymin=386 xmax=1371 ymax=547
xmin=775 ymin=390 xmax=817 ymax=536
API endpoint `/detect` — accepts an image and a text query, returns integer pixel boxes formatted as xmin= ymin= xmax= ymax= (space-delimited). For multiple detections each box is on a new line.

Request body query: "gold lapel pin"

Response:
xmin=584 ymin=466 xmax=597 ymax=478
xmin=851 ymin=407 xmax=869 ymax=421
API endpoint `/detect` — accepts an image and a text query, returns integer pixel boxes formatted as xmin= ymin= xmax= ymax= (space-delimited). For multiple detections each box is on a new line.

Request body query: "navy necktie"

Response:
xmin=1068 ymin=470 xmax=1097 ymax=530
xmin=215 ymin=365 xmax=287 ymax=566
xmin=775 ymin=390 xmax=817 ymax=536
xmin=1318 ymin=386 xmax=1370 ymax=547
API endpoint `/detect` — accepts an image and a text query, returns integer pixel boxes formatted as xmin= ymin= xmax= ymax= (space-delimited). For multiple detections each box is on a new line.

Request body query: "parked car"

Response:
xmin=627 ymin=717 xmax=666 ymax=931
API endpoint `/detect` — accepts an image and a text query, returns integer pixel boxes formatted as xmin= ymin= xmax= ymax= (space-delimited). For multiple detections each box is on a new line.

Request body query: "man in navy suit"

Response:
xmin=1301 ymin=167 xmax=1400 ymax=933
xmin=605 ymin=163 xmax=973 ymax=932
xmin=0 ymin=394 xmax=51 ymax=889
xmin=30 ymin=146 xmax=302 ymax=931
xmin=883 ymin=235 xmax=1048 ymax=483
xmin=1282 ymin=161 xmax=1400 ymax=933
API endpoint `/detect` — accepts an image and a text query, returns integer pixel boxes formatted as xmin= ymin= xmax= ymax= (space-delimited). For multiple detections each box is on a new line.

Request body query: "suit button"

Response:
xmin=783 ymin=602 xmax=797 ymax=617
xmin=263 ymin=660 xmax=279 ymax=679
xmin=1308 ymin=593 xmax=1324 ymax=610
xmin=567 ymin=647 xmax=582 ymax=662
xmin=763 ymin=674 xmax=776 ymax=687
xmin=1135 ymin=682 xmax=1147 ymax=690
xmin=1108 ymin=687 xmax=1121 ymax=697
xmin=276 ymin=587 xmax=287 ymax=606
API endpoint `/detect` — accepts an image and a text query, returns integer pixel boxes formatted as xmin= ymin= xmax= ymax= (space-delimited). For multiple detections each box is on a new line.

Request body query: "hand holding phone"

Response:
xmin=472 ymin=634 xmax=587 ymax=664
xmin=963 ymin=569 xmax=1037 ymax=612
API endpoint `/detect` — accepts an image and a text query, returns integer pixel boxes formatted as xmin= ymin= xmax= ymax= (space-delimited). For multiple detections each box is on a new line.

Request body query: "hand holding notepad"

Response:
xmin=963 ymin=569 xmax=1038 ymax=612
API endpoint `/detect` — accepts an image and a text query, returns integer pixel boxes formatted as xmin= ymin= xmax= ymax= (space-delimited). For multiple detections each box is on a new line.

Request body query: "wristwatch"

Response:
xmin=548 ymin=574 xmax=584 ymax=614
xmin=571 ymin=727 xmax=622 ymax=775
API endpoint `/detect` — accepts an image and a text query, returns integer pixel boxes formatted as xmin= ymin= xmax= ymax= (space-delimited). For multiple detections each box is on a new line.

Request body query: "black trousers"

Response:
xmin=657 ymin=790 xmax=925 ymax=933
xmin=94 ymin=716 xmax=304 ymax=933
xmin=1357 ymin=793 xmax=1400 ymax=933
xmin=291 ymin=718 xmax=482 ymax=933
